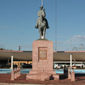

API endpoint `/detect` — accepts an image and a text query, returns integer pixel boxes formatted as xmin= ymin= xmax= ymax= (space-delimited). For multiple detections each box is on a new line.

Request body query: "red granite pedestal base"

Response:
xmin=26 ymin=40 xmax=59 ymax=81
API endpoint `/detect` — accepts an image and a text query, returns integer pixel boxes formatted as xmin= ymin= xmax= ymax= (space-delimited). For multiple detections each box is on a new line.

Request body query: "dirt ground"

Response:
xmin=0 ymin=74 xmax=85 ymax=85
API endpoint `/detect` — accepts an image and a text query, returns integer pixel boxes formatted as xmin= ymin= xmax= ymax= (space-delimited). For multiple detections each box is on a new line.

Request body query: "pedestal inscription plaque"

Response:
xmin=39 ymin=50 xmax=47 ymax=60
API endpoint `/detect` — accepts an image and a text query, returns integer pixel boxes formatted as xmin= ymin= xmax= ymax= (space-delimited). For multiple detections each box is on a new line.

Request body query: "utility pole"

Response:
xmin=54 ymin=41 xmax=57 ymax=51
xmin=55 ymin=0 xmax=57 ymax=51
xmin=19 ymin=46 xmax=21 ymax=51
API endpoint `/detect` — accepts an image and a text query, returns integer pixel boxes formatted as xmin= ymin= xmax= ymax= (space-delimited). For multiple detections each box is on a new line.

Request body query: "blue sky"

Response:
xmin=0 ymin=0 xmax=85 ymax=51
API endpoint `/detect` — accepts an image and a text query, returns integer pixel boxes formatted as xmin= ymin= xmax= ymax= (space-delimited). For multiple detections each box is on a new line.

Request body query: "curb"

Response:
xmin=0 ymin=83 xmax=47 ymax=85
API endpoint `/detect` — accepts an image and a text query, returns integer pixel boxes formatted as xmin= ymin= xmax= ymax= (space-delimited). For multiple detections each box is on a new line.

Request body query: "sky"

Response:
xmin=0 ymin=0 xmax=85 ymax=51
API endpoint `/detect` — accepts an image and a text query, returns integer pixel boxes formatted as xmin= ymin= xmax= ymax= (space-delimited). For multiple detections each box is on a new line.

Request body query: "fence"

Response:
xmin=11 ymin=67 xmax=20 ymax=80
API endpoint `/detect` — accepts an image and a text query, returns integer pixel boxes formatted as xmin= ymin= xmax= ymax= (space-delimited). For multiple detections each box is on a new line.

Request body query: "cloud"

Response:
xmin=54 ymin=35 xmax=85 ymax=51
xmin=72 ymin=35 xmax=85 ymax=41
xmin=64 ymin=35 xmax=85 ymax=44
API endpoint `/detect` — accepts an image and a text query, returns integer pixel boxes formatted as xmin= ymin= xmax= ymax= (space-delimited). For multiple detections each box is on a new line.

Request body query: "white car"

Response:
xmin=53 ymin=63 xmax=58 ymax=68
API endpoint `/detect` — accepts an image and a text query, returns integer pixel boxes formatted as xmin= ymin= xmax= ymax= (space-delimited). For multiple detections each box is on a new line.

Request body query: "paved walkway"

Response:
xmin=0 ymin=74 xmax=85 ymax=85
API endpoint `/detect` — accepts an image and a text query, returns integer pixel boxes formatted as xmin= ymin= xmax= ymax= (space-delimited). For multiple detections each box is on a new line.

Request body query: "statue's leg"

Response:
xmin=35 ymin=18 xmax=39 ymax=28
xmin=44 ymin=18 xmax=49 ymax=28
xmin=39 ymin=28 xmax=41 ymax=39
xmin=43 ymin=27 xmax=46 ymax=39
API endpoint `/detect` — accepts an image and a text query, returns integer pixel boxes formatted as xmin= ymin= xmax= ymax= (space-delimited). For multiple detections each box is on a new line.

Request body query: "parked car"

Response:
xmin=53 ymin=63 xmax=58 ymax=68
xmin=13 ymin=64 xmax=17 ymax=68
xmin=0 ymin=64 xmax=2 ymax=68
xmin=0 ymin=63 xmax=17 ymax=68
xmin=22 ymin=64 xmax=32 ymax=68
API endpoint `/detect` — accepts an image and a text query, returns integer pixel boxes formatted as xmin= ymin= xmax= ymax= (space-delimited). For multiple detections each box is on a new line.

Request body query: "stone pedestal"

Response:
xmin=26 ymin=40 xmax=59 ymax=81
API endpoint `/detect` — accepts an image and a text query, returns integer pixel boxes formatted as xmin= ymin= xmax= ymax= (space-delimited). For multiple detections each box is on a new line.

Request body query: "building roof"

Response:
xmin=0 ymin=50 xmax=85 ymax=61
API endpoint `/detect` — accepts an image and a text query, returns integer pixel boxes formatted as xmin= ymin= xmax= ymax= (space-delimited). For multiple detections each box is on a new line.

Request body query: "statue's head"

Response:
xmin=40 ymin=5 xmax=43 ymax=10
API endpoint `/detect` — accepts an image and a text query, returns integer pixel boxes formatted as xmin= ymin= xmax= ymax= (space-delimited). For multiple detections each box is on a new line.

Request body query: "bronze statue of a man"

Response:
xmin=35 ymin=6 xmax=49 ymax=39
